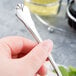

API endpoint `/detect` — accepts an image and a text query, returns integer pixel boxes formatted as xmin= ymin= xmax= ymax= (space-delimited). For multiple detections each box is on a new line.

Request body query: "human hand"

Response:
xmin=0 ymin=36 xmax=53 ymax=76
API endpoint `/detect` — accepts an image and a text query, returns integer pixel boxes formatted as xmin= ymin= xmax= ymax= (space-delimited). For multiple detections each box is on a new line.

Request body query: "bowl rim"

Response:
xmin=25 ymin=0 xmax=60 ymax=6
xmin=67 ymin=5 xmax=76 ymax=22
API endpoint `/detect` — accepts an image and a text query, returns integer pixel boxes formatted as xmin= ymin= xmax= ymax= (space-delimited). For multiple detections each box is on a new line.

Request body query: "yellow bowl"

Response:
xmin=24 ymin=0 xmax=60 ymax=16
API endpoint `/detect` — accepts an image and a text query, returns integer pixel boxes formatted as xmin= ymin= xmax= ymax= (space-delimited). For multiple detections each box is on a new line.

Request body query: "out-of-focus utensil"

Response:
xmin=67 ymin=0 xmax=76 ymax=30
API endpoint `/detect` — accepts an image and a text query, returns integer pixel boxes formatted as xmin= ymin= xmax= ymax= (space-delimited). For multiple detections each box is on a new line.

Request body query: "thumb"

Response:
xmin=20 ymin=40 xmax=53 ymax=74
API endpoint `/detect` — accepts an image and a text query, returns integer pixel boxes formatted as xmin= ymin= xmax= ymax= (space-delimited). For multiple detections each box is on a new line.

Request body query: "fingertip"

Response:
xmin=42 ymin=39 xmax=53 ymax=53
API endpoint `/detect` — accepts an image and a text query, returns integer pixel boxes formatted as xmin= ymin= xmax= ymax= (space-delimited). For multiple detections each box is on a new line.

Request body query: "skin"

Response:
xmin=0 ymin=36 xmax=53 ymax=76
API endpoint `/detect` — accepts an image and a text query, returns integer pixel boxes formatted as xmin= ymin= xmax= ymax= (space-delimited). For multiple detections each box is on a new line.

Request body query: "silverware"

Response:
xmin=35 ymin=13 xmax=66 ymax=33
xmin=16 ymin=4 xmax=62 ymax=76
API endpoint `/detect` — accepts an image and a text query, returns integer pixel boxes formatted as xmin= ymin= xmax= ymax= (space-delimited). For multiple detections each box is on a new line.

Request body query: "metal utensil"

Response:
xmin=16 ymin=4 xmax=62 ymax=76
xmin=35 ymin=14 xmax=67 ymax=33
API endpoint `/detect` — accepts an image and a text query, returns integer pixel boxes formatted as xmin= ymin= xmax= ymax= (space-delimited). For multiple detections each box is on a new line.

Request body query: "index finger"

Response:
xmin=0 ymin=36 xmax=37 ymax=56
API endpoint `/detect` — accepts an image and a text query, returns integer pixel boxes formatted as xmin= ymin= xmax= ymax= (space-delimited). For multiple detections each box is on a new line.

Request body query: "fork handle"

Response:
xmin=29 ymin=28 xmax=62 ymax=76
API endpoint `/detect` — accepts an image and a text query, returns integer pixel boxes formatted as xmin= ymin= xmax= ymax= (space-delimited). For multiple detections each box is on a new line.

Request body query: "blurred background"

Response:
xmin=0 ymin=0 xmax=76 ymax=67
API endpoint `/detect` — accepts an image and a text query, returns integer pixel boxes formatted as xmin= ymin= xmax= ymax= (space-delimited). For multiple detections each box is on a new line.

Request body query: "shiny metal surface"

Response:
xmin=16 ymin=4 xmax=62 ymax=76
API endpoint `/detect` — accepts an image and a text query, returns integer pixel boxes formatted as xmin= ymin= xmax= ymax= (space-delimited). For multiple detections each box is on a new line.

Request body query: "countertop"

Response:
xmin=0 ymin=0 xmax=76 ymax=67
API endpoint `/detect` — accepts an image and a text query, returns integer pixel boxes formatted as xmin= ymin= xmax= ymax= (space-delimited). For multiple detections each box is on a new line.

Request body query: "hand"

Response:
xmin=0 ymin=36 xmax=53 ymax=76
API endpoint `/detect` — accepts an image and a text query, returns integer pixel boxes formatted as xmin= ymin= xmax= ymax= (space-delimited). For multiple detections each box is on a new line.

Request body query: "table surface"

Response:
xmin=0 ymin=0 xmax=76 ymax=67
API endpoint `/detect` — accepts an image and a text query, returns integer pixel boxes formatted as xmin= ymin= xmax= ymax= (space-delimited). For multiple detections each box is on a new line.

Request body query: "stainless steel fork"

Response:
xmin=16 ymin=4 xmax=62 ymax=76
